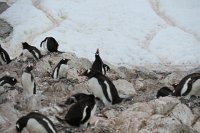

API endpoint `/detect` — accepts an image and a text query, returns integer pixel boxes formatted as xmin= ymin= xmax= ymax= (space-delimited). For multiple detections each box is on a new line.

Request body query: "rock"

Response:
xmin=113 ymin=79 xmax=136 ymax=96
xmin=169 ymin=103 xmax=195 ymax=126
xmin=0 ymin=19 xmax=13 ymax=39
xmin=193 ymin=118 xmax=200 ymax=132
xmin=0 ymin=2 xmax=9 ymax=14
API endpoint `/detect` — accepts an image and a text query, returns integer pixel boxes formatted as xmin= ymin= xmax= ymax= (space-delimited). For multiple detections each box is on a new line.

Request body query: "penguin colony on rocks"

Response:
xmin=0 ymin=36 xmax=200 ymax=132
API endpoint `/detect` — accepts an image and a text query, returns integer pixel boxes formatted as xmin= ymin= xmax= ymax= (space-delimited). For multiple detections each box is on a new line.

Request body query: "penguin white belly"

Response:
xmin=88 ymin=78 xmax=111 ymax=106
xmin=23 ymin=49 xmax=33 ymax=58
xmin=42 ymin=40 xmax=48 ymax=52
xmin=22 ymin=73 xmax=35 ymax=97
xmin=26 ymin=119 xmax=48 ymax=133
xmin=181 ymin=78 xmax=191 ymax=96
xmin=58 ymin=64 xmax=68 ymax=79
xmin=185 ymin=79 xmax=200 ymax=99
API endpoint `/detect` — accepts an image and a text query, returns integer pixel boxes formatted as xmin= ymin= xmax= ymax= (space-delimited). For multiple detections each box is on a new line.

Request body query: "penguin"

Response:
xmin=156 ymin=87 xmax=173 ymax=98
xmin=52 ymin=59 xmax=70 ymax=80
xmin=91 ymin=49 xmax=110 ymax=75
xmin=0 ymin=44 xmax=11 ymax=65
xmin=172 ymin=73 xmax=200 ymax=99
xmin=22 ymin=42 xmax=42 ymax=61
xmin=21 ymin=65 xmax=39 ymax=97
xmin=56 ymin=94 xmax=97 ymax=127
xmin=65 ymin=93 xmax=101 ymax=105
xmin=16 ymin=112 xmax=57 ymax=133
xmin=79 ymin=69 xmax=123 ymax=106
xmin=40 ymin=37 xmax=60 ymax=52
xmin=0 ymin=75 xmax=17 ymax=88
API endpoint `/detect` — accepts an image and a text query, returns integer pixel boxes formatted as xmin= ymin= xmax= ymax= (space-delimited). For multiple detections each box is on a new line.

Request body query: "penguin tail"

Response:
xmin=57 ymin=50 xmax=65 ymax=54
xmin=55 ymin=116 xmax=67 ymax=124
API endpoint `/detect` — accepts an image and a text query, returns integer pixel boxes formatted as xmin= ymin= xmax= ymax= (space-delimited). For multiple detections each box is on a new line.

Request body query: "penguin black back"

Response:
xmin=65 ymin=93 xmax=93 ymax=105
xmin=0 ymin=76 xmax=17 ymax=87
xmin=91 ymin=49 xmax=110 ymax=75
xmin=16 ymin=112 xmax=57 ymax=133
xmin=156 ymin=87 xmax=173 ymax=98
xmin=22 ymin=42 xmax=42 ymax=60
xmin=81 ymin=70 xmax=122 ymax=105
xmin=40 ymin=37 xmax=59 ymax=52
xmin=173 ymin=73 xmax=200 ymax=97
xmin=0 ymin=44 xmax=11 ymax=64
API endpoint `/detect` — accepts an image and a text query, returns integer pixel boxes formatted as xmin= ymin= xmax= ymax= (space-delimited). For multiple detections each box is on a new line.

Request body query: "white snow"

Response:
xmin=0 ymin=0 xmax=199 ymax=68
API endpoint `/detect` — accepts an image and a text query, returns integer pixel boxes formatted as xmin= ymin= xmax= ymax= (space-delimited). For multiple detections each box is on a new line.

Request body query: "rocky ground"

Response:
xmin=0 ymin=51 xmax=200 ymax=133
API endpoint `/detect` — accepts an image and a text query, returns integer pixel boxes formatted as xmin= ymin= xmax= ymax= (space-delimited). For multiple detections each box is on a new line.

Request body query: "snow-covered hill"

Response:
xmin=0 ymin=0 xmax=200 ymax=67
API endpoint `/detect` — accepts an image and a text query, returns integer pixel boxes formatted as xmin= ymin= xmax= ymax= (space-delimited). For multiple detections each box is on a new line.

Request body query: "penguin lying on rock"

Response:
xmin=56 ymin=94 xmax=97 ymax=128
xmin=0 ymin=44 xmax=11 ymax=65
xmin=0 ymin=75 xmax=17 ymax=88
xmin=157 ymin=73 xmax=200 ymax=99
xmin=22 ymin=42 xmax=42 ymax=61
xmin=91 ymin=49 xmax=110 ymax=75
xmin=79 ymin=69 xmax=131 ymax=106
xmin=40 ymin=37 xmax=64 ymax=53
xmin=16 ymin=112 xmax=57 ymax=133
xmin=52 ymin=59 xmax=70 ymax=80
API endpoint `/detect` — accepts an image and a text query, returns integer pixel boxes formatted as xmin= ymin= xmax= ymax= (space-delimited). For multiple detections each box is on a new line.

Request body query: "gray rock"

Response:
xmin=0 ymin=19 xmax=13 ymax=39
xmin=0 ymin=2 xmax=9 ymax=14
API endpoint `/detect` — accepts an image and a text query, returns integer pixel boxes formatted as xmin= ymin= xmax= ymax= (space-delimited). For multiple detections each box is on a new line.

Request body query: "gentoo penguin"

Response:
xmin=52 ymin=59 xmax=70 ymax=79
xmin=22 ymin=42 xmax=42 ymax=61
xmin=91 ymin=49 xmax=110 ymax=75
xmin=80 ymin=69 xmax=122 ymax=106
xmin=0 ymin=76 xmax=17 ymax=88
xmin=156 ymin=87 xmax=173 ymax=98
xmin=0 ymin=44 xmax=11 ymax=65
xmin=21 ymin=65 xmax=39 ymax=97
xmin=40 ymin=37 xmax=59 ymax=52
xmin=16 ymin=112 xmax=57 ymax=133
xmin=56 ymin=94 xmax=97 ymax=127
xmin=172 ymin=73 xmax=200 ymax=99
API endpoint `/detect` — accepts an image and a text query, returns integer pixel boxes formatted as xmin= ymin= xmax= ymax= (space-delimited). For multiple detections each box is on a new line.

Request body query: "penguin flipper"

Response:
xmin=103 ymin=64 xmax=110 ymax=72
xmin=0 ymin=52 xmax=6 ymax=62
xmin=40 ymin=37 xmax=47 ymax=47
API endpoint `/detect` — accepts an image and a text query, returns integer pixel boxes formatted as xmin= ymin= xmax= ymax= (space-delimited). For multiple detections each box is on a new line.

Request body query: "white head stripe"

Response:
xmin=16 ymin=124 xmax=20 ymax=128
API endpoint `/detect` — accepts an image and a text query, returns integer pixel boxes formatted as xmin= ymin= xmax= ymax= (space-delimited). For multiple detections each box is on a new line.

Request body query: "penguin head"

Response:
xmin=22 ymin=42 xmax=30 ymax=49
xmin=24 ymin=65 xmax=33 ymax=73
xmin=16 ymin=116 xmax=27 ymax=133
xmin=60 ymin=58 xmax=70 ymax=64
xmin=171 ymin=83 xmax=178 ymax=89
xmin=4 ymin=76 xmax=17 ymax=86
xmin=95 ymin=48 xmax=99 ymax=55
xmin=156 ymin=87 xmax=173 ymax=98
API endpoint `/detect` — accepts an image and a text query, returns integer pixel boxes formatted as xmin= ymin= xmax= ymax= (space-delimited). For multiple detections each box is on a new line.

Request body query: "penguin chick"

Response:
xmin=173 ymin=73 xmax=200 ymax=99
xmin=0 ymin=75 xmax=17 ymax=88
xmin=156 ymin=87 xmax=173 ymax=98
xmin=52 ymin=59 xmax=70 ymax=80
xmin=91 ymin=49 xmax=110 ymax=75
xmin=0 ymin=44 xmax=11 ymax=65
xmin=21 ymin=65 xmax=39 ymax=97
xmin=40 ymin=37 xmax=60 ymax=52
xmin=22 ymin=42 xmax=42 ymax=61
xmin=56 ymin=94 xmax=97 ymax=128
xmin=16 ymin=112 xmax=57 ymax=133
xmin=79 ymin=69 xmax=123 ymax=106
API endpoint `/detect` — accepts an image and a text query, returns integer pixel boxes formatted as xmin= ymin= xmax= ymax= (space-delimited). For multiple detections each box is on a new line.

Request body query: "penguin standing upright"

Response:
xmin=52 ymin=59 xmax=70 ymax=80
xmin=0 ymin=76 xmax=17 ymax=88
xmin=56 ymin=94 xmax=97 ymax=127
xmin=16 ymin=112 xmax=57 ymax=133
xmin=173 ymin=73 xmax=200 ymax=99
xmin=91 ymin=49 xmax=110 ymax=75
xmin=0 ymin=44 xmax=11 ymax=65
xmin=80 ymin=69 xmax=123 ymax=106
xmin=22 ymin=42 xmax=42 ymax=61
xmin=40 ymin=37 xmax=59 ymax=52
xmin=21 ymin=65 xmax=39 ymax=97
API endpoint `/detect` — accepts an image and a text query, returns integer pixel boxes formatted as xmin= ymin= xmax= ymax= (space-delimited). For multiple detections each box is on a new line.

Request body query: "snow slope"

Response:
xmin=0 ymin=0 xmax=199 ymax=67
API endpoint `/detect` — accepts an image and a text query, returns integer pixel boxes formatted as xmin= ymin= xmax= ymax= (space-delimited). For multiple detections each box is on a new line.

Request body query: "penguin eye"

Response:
xmin=12 ymin=78 xmax=15 ymax=81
